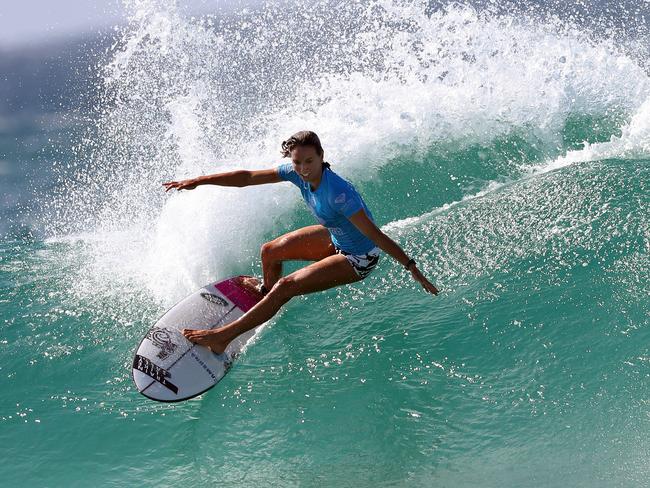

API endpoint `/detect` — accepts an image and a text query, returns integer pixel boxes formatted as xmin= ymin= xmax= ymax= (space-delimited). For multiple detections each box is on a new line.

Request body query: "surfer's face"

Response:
xmin=291 ymin=145 xmax=323 ymax=184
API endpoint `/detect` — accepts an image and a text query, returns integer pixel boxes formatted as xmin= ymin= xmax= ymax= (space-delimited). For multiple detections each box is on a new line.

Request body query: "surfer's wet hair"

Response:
xmin=281 ymin=130 xmax=330 ymax=169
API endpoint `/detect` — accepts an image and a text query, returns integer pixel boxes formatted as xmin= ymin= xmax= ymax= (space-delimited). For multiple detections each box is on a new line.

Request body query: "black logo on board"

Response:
xmin=145 ymin=327 xmax=178 ymax=360
xmin=133 ymin=354 xmax=179 ymax=394
xmin=200 ymin=292 xmax=228 ymax=307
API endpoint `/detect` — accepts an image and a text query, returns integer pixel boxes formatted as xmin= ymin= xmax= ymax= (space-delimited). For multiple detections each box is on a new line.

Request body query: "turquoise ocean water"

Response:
xmin=1 ymin=1 xmax=649 ymax=486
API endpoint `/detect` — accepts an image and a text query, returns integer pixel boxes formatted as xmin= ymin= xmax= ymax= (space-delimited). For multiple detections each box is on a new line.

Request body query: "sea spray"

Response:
xmin=45 ymin=0 xmax=649 ymax=306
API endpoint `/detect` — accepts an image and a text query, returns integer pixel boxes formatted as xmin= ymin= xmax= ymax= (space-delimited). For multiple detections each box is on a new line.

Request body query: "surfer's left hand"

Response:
xmin=411 ymin=266 xmax=439 ymax=295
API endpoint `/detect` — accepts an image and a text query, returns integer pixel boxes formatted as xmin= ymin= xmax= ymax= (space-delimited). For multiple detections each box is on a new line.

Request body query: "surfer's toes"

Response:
xmin=181 ymin=329 xmax=228 ymax=354
xmin=182 ymin=328 xmax=201 ymax=343
xmin=237 ymin=276 xmax=263 ymax=294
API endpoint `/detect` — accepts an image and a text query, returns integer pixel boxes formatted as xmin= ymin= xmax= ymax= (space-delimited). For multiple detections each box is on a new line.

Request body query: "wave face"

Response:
xmin=1 ymin=0 xmax=649 ymax=486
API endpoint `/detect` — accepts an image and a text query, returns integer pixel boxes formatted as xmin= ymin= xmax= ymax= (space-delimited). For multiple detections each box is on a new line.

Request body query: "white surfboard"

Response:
xmin=132 ymin=275 xmax=264 ymax=402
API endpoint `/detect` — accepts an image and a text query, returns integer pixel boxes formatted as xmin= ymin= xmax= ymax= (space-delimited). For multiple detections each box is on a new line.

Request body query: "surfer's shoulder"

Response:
xmin=326 ymin=168 xmax=359 ymax=195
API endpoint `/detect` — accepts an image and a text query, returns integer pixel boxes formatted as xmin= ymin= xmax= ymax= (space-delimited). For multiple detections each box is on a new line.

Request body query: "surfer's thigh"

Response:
xmin=262 ymin=225 xmax=335 ymax=262
xmin=273 ymin=253 xmax=362 ymax=298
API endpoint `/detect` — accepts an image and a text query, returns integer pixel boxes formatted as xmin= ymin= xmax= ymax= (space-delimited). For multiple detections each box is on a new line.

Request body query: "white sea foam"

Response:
xmin=386 ymin=92 xmax=650 ymax=232
xmin=529 ymin=95 xmax=650 ymax=175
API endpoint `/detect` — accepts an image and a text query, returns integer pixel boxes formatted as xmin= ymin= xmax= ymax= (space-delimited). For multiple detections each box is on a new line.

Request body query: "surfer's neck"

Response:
xmin=309 ymin=167 xmax=328 ymax=191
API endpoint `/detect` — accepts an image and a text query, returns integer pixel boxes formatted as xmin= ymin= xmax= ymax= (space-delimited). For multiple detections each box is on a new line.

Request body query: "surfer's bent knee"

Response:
xmin=260 ymin=241 xmax=274 ymax=261
xmin=270 ymin=276 xmax=298 ymax=300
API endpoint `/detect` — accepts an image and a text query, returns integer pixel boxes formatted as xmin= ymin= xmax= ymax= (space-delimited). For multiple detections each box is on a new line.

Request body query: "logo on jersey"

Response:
xmin=335 ymin=193 xmax=347 ymax=204
xmin=145 ymin=327 xmax=178 ymax=360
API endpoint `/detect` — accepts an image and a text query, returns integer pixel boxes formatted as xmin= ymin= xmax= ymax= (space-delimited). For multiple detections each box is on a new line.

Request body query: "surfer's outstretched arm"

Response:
xmin=347 ymin=209 xmax=439 ymax=295
xmin=163 ymin=169 xmax=282 ymax=191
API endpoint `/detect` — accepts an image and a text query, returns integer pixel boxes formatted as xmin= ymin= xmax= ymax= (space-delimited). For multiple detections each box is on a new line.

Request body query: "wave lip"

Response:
xmin=42 ymin=0 xmax=650 ymax=304
xmin=536 ymin=95 xmax=650 ymax=174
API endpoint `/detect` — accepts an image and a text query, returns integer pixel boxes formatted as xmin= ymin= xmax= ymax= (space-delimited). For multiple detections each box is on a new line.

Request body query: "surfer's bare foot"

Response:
xmin=236 ymin=276 xmax=264 ymax=295
xmin=182 ymin=328 xmax=230 ymax=355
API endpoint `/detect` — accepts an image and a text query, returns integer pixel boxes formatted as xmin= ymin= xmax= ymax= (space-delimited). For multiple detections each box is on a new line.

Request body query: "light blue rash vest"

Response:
xmin=276 ymin=163 xmax=377 ymax=255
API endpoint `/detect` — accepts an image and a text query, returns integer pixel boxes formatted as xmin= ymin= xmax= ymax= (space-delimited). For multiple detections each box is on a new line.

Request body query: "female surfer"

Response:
xmin=163 ymin=131 xmax=438 ymax=354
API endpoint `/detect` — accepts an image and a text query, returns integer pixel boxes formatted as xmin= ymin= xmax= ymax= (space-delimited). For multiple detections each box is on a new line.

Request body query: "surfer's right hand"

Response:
xmin=410 ymin=266 xmax=439 ymax=296
xmin=163 ymin=178 xmax=199 ymax=192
